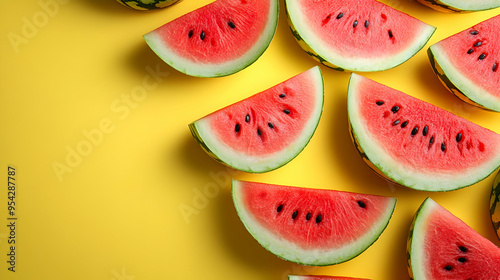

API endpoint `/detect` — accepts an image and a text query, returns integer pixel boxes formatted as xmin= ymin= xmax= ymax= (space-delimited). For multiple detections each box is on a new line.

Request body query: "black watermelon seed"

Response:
xmin=257 ymin=128 xmax=262 ymax=136
xmin=364 ymin=20 xmax=369 ymax=28
xmin=200 ymin=31 xmax=206 ymax=40
xmin=336 ymin=12 xmax=344 ymax=19
xmin=470 ymin=30 xmax=479 ymax=35
xmin=444 ymin=265 xmax=453 ymax=271
xmin=283 ymin=109 xmax=291 ymax=115
xmin=401 ymin=121 xmax=409 ymax=128
xmin=458 ymin=257 xmax=467 ymax=263
xmin=376 ymin=100 xmax=384 ymax=106
xmin=228 ymin=21 xmax=236 ymax=29
xmin=315 ymin=214 xmax=322 ymax=223
xmin=479 ymin=53 xmax=486 ymax=60
xmin=441 ymin=142 xmax=446 ymax=152
xmin=456 ymin=133 xmax=463 ymax=142
xmin=306 ymin=212 xmax=312 ymax=220
xmin=430 ymin=136 xmax=435 ymax=145
xmin=245 ymin=114 xmax=250 ymax=123
xmin=188 ymin=30 xmax=194 ymax=38
xmin=411 ymin=127 xmax=419 ymax=136
xmin=292 ymin=210 xmax=299 ymax=219
xmin=268 ymin=122 xmax=274 ymax=129
xmin=391 ymin=106 xmax=400 ymax=113
xmin=388 ymin=30 xmax=393 ymax=38
xmin=423 ymin=126 xmax=429 ymax=136
xmin=493 ymin=62 xmax=499 ymax=72
xmin=459 ymin=246 xmax=468 ymax=252
xmin=277 ymin=204 xmax=283 ymax=213
xmin=467 ymin=49 xmax=474 ymax=54
xmin=393 ymin=120 xmax=400 ymax=126
xmin=358 ymin=200 xmax=366 ymax=208
xmin=279 ymin=93 xmax=286 ymax=98
xmin=235 ymin=123 xmax=241 ymax=133
xmin=353 ymin=20 xmax=358 ymax=28
xmin=474 ymin=41 xmax=482 ymax=47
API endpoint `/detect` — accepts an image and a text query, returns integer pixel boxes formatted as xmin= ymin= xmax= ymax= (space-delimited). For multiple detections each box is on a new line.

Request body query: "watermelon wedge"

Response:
xmin=416 ymin=0 xmax=500 ymax=12
xmin=189 ymin=67 xmax=323 ymax=173
xmin=232 ymin=180 xmax=397 ymax=266
xmin=289 ymin=276 xmax=370 ymax=280
xmin=428 ymin=14 xmax=500 ymax=112
xmin=408 ymin=198 xmax=500 ymax=279
xmin=491 ymin=171 xmax=500 ymax=241
xmin=347 ymin=73 xmax=500 ymax=192
xmin=144 ymin=0 xmax=278 ymax=77
xmin=285 ymin=0 xmax=436 ymax=72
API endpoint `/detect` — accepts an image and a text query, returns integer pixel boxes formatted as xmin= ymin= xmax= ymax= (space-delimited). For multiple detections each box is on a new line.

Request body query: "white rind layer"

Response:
xmin=347 ymin=73 xmax=500 ymax=191
xmin=424 ymin=0 xmax=500 ymax=11
xmin=143 ymin=0 xmax=279 ymax=78
xmin=190 ymin=66 xmax=324 ymax=173
xmin=285 ymin=0 xmax=436 ymax=72
xmin=232 ymin=180 xmax=397 ymax=266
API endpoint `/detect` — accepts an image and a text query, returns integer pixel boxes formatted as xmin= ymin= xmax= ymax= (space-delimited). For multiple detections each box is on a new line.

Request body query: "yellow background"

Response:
xmin=1 ymin=0 xmax=499 ymax=279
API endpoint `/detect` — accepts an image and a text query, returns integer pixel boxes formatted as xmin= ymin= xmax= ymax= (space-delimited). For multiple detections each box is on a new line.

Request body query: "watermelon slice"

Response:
xmin=347 ymin=73 xmax=500 ymax=192
xmin=285 ymin=0 xmax=436 ymax=72
xmin=189 ymin=67 xmax=323 ymax=173
xmin=232 ymin=180 xmax=397 ymax=266
xmin=416 ymin=0 xmax=500 ymax=13
xmin=408 ymin=198 xmax=500 ymax=279
xmin=289 ymin=276 xmax=370 ymax=280
xmin=289 ymin=276 xmax=369 ymax=280
xmin=428 ymin=14 xmax=500 ymax=112
xmin=144 ymin=0 xmax=278 ymax=77
xmin=491 ymin=171 xmax=500 ymax=241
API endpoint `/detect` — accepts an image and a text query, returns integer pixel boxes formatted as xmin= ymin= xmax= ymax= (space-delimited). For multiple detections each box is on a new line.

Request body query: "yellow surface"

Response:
xmin=0 ymin=1 xmax=499 ymax=279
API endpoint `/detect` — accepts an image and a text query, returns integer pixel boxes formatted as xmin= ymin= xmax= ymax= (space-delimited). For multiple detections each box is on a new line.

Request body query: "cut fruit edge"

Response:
xmin=189 ymin=66 xmax=324 ymax=173
xmin=231 ymin=180 xmax=397 ymax=266
xmin=417 ymin=0 xmax=500 ymax=12
xmin=347 ymin=73 xmax=500 ymax=192
xmin=285 ymin=0 xmax=436 ymax=72
xmin=143 ymin=0 xmax=279 ymax=77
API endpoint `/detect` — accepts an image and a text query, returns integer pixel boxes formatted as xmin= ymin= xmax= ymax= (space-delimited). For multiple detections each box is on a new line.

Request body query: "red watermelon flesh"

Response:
xmin=189 ymin=67 xmax=323 ymax=173
xmin=429 ymin=14 xmax=500 ymax=112
xmin=348 ymin=73 xmax=500 ymax=191
xmin=408 ymin=198 xmax=500 ymax=279
xmin=232 ymin=180 xmax=397 ymax=266
xmin=289 ymin=276 xmax=370 ymax=280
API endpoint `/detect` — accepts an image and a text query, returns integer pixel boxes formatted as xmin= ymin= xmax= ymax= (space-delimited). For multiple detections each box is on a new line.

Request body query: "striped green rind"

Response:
xmin=117 ymin=0 xmax=181 ymax=10
xmin=416 ymin=0 xmax=500 ymax=12
xmin=491 ymin=171 xmax=500 ymax=241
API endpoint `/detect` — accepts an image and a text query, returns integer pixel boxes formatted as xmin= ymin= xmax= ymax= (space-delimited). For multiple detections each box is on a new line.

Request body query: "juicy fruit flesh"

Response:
xmin=239 ymin=181 xmax=395 ymax=250
xmin=155 ymin=0 xmax=270 ymax=64
xmin=410 ymin=198 xmax=500 ymax=279
xmin=209 ymin=74 xmax=316 ymax=155
xmin=433 ymin=14 xmax=500 ymax=100
xmin=299 ymin=0 xmax=427 ymax=59
xmin=356 ymin=76 xmax=499 ymax=172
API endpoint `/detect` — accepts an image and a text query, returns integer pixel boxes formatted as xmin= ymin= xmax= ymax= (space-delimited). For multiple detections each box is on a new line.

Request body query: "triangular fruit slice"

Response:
xmin=289 ymin=276 xmax=370 ymax=280
xmin=428 ymin=14 xmax=500 ymax=112
xmin=347 ymin=73 xmax=500 ymax=191
xmin=408 ymin=198 xmax=500 ymax=279
xmin=144 ymin=0 xmax=278 ymax=77
xmin=285 ymin=0 xmax=435 ymax=72
xmin=491 ymin=171 xmax=500 ymax=241
xmin=416 ymin=0 xmax=500 ymax=12
xmin=189 ymin=67 xmax=323 ymax=173
xmin=232 ymin=180 xmax=397 ymax=266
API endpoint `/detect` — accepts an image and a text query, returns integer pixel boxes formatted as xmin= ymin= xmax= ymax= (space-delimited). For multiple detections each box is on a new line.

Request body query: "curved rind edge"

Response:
xmin=231 ymin=180 xmax=397 ymax=266
xmin=491 ymin=171 xmax=500 ymax=241
xmin=416 ymin=0 xmax=500 ymax=12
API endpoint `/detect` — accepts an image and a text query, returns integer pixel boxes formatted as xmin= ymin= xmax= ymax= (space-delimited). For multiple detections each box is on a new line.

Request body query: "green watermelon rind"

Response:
xmin=232 ymin=180 xmax=397 ymax=266
xmin=491 ymin=171 xmax=500 ymax=241
xmin=284 ymin=0 xmax=436 ymax=72
xmin=188 ymin=66 xmax=324 ymax=173
xmin=428 ymin=44 xmax=500 ymax=112
xmin=347 ymin=73 xmax=500 ymax=192
xmin=416 ymin=0 xmax=500 ymax=12
xmin=143 ymin=0 xmax=279 ymax=78
xmin=117 ymin=0 xmax=181 ymax=10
